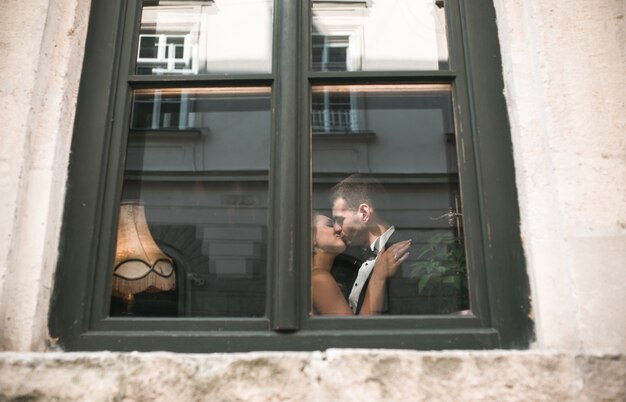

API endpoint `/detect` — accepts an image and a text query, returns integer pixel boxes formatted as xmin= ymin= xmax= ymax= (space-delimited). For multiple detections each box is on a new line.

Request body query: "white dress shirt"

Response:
xmin=348 ymin=226 xmax=395 ymax=313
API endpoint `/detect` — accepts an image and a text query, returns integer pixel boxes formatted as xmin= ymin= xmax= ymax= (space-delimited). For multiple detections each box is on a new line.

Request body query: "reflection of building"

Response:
xmin=311 ymin=0 xmax=448 ymax=70
xmin=137 ymin=0 xmax=273 ymax=75
xmin=310 ymin=1 xmax=447 ymax=133
xmin=135 ymin=0 xmax=447 ymax=76
xmin=128 ymin=0 xmax=457 ymax=317
xmin=127 ymin=77 xmax=460 ymax=315
xmin=125 ymin=87 xmax=272 ymax=317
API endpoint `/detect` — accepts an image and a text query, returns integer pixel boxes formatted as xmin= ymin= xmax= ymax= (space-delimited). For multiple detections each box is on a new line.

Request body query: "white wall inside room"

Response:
xmin=0 ymin=0 xmax=624 ymax=356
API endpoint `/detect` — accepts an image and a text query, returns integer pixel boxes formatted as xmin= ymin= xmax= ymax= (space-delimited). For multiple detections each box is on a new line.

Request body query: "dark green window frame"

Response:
xmin=50 ymin=0 xmax=533 ymax=352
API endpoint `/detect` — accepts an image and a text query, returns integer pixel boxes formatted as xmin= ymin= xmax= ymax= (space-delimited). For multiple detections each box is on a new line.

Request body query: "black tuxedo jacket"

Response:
xmin=330 ymin=231 xmax=405 ymax=314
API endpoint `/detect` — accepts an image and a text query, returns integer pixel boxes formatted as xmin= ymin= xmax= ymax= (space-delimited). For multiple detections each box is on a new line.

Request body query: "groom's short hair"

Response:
xmin=331 ymin=174 xmax=386 ymax=211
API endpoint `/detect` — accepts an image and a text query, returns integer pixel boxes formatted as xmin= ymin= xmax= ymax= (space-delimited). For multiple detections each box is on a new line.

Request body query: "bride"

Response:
xmin=311 ymin=212 xmax=410 ymax=315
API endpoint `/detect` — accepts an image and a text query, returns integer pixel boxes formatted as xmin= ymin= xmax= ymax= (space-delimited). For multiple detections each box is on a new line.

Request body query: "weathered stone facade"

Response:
xmin=2 ymin=351 xmax=625 ymax=401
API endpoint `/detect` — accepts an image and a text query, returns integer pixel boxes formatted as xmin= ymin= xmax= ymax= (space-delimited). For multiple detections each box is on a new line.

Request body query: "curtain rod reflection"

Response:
xmin=134 ymin=84 xmax=448 ymax=97
xmin=134 ymin=87 xmax=272 ymax=96
xmin=311 ymin=84 xmax=450 ymax=93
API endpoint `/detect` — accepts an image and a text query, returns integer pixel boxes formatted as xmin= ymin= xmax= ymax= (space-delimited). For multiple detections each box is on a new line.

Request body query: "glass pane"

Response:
xmin=136 ymin=0 xmax=274 ymax=75
xmin=311 ymin=84 xmax=468 ymax=316
xmin=110 ymin=87 xmax=271 ymax=317
xmin=311 ymin=0 xmax=449 ymax=71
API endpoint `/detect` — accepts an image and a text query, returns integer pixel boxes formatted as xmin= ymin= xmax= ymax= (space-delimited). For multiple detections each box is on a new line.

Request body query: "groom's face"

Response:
xmin=331 ymin=197 xmax=369 ymax=247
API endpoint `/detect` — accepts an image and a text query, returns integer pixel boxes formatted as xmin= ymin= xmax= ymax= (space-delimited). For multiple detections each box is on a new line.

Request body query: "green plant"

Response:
xmin=409 ymin=232 xmax=468 ymax=309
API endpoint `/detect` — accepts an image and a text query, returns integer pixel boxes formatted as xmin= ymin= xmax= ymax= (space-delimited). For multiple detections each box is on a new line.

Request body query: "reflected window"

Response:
xmin=311 ymin=0 xmax=449 ymax=71
xmin=312 ymin=34 xmax=350 ymax=71
xmin=137 ymin=34 xmax=195 ymax=74
xmin=136 ymin=0 xmax=274 ymax=75
xmin=312 ymin=89 xmax=360 ymax=134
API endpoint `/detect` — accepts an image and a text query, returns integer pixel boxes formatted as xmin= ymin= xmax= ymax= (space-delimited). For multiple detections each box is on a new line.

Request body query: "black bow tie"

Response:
xmin=362 ymin=247 xmax=377 ymax=261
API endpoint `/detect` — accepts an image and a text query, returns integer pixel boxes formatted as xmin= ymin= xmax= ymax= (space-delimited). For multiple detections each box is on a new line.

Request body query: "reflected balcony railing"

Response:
xmin=312 ymin=108 xmax=359 ymax=134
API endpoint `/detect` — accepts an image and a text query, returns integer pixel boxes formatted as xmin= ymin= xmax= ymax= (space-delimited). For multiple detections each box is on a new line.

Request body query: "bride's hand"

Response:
xmin=372 ymin=240 xmax=411 ymax=280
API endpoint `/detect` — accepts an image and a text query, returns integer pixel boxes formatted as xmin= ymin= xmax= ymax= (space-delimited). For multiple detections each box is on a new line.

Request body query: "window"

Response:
xmin=51 ymin=0 xmax=533 ymax=351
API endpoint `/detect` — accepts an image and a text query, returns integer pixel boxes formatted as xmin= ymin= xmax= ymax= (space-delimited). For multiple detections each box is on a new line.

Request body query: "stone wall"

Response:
xmin=1 ymin=351 xmax=625 ymax=401
xmin=0 ymin=0 xmax=90 ymax=351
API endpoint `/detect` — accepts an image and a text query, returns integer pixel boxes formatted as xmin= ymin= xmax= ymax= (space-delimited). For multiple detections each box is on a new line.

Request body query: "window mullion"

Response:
xmin=270 ymin=0 xmax=302 ymax=331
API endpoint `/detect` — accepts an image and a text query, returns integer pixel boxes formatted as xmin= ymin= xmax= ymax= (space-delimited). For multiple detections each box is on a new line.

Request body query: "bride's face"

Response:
xmin=314 ymin=214 xmax=346 ymax=254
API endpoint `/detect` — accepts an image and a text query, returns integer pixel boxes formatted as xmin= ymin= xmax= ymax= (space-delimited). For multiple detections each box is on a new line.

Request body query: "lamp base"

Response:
xmin=121 ymin=293 xmax=135 ymax=316
xmin=110 ymin=290 xmax=178 ymax=317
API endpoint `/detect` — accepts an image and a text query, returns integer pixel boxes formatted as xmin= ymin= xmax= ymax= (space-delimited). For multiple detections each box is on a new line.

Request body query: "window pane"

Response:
xmin=110 ymin=87 xmax=271 ymax=317
xmin=311 ymin=0 xmax=449 ymax=71
xmin=136 ymin=0 xmax=274 ymax=75
xmin=311 ymin=84 xmax=467 ymax=316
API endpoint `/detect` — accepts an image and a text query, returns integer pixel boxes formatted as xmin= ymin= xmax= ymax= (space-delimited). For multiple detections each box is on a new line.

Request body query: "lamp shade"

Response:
xmin=111 ymin=201 xmax=176 ymax=299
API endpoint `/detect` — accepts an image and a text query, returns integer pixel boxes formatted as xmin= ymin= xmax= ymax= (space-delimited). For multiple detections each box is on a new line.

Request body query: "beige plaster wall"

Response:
xmin=493 ymin=0 xmax=626 ymax=353
xmin=0 ymin=0 xmax=90 ymax=351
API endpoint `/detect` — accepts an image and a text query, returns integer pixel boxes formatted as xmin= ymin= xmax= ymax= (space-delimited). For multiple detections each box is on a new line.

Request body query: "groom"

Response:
xmin=330 ymin=175 xmax=409 ymax=314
